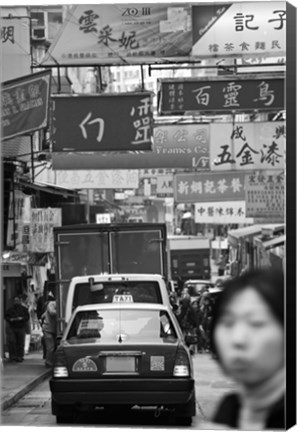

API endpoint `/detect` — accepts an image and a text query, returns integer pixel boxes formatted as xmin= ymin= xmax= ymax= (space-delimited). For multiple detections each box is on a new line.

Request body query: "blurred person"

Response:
xmin=42 ymin=292 xmax=57 ymax=368
xmin=177 ymin=296 xmax=198 ymax=354
xmin=5 ymin=296 xmax=30 ymax=362
xmin=21 ymin=294 xmax=31 ymax=355
xmin=210 ymin=268 xmax=284 ymax=430
xmin=36 ymin=293 xmax=47 ymax=359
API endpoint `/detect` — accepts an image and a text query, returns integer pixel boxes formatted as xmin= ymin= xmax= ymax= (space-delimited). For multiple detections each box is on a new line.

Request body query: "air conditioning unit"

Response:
xmin=31 ymin=26 xmax=47 ymax=41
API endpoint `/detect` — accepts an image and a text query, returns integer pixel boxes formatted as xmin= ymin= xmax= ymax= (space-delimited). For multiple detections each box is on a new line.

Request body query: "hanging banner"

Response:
xmin=2 ymin=71 xmax=52 ymax=141
xmin=55 ymin=170 xmax=139 ymax=189
xmin=194 ymin=201 xmax=254 ymax=224
xmin=191 ymin=2 xmax=286 ymax=58
xmin=174 ymin=171 xmax=247 ymax=203
xmin=1 ymin=17 xmax=31 ymax=81
xmin=52 ymin=93 xmax=153 ymax=152
xmin=6 ymin=191 xmax=31 ymax=252
xmin=52 ymin=123 xmax=210 ymax=170
xmin=245 ymin=171 xmax=284 ymax=220
xmin=210 ymin=122 xmax=285 ymax=171
xmin=158 ymin=77 xmax=284 ymax=114
xmin=30 ymin=209 xmax=62 ymax=253
xmin=41 ymin=4 xmax=192 ymax=66
xmin=156 ymin=174 xmax=174 ymax=197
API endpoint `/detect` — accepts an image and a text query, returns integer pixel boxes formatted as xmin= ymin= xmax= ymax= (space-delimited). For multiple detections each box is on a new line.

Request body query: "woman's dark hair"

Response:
xmin=210 ymin=267 xmax=284 ymax=358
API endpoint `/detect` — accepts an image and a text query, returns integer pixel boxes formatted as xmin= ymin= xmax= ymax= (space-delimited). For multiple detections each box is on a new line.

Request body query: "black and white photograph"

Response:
xmin=0 ymin=0 xmax=296 ymax=430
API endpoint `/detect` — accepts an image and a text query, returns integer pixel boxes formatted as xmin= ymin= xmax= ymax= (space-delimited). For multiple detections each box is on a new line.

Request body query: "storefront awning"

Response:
xmin=16 ymin=179 xmax=79 ymax=199
xmin=28 ymin=253 xmax=48 ymax=266
xmin=262 ymin=235 xmax=285 ymax=250
xmin=228 ymin=225 xmax=263 ymax=247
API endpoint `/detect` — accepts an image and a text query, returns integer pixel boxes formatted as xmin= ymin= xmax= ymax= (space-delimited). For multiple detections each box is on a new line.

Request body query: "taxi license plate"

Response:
xmin=106 ymin=356 xmax=135 ymax=372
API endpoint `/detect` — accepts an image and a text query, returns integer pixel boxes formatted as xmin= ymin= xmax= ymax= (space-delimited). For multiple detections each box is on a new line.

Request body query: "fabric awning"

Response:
xmin=262 ymin=235 xmax=285 ymax=250
xmin=16 ymin=179 xmax=79 ymax=199
xmin=28 ymin=253 xmax=48 ymax=266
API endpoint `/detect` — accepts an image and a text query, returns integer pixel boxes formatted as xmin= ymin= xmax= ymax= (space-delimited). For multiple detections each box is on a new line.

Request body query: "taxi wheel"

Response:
xmin=56 ymin=414 xmax=73 ymax=424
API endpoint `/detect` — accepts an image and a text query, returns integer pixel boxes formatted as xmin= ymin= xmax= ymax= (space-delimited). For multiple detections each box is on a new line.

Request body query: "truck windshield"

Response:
xmin=72 ymin=281 xmax=163 ymax=310
xmin=66 ymin=309 xmax=177 ymax=344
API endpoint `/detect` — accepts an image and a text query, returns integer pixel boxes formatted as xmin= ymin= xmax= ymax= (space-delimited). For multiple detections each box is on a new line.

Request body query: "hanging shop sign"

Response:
xmin=52 ymin=93 xmax=153 ymax=152
xmin=210 ymin=122 xmax=285 ymax=171
xmin=0 ymin=17 xmax=31 ymax=81
xmin=41 ymin=4 xmax=192 ymax=66
xmin=158 ymin=77 xmax=284 ymax=114
xmin=2 ymin=70 xmax=52 ymax=141
xmin=55 ymin=170 xmax=139 ymax=189
xmin=6 ymin=190 xmax=31 ymax=252
xmin=96 ymin=213 xmax=112 ymax=224
xmin=194 ymin=201 xmax=254 ymax=224
xmin=30 ymin=208 xmax=62 ymax=253
xmin=191 ymin=2 xmax=286 ymax=58
xmin=245 ymin=171 xmax=284 ymax=221
xmin=174 ymin=171 xmax=247 ymax=203
xmin=51 ymin=123 xmax=210 ymax=170
xmin=156 ymin=174 xmax=174 ymax=197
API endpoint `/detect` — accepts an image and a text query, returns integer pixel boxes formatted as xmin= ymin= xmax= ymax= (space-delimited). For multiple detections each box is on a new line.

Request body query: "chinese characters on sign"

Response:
xmin=55 ymin=170 xmax=139 ymax=189
xmin=52 ymin=93 xmax=153 ymax=152
xmin=159 ymin=78 xmax=284 ymax=113
xmin=30 ymin=209 xmax=62 ymax=253
xmin=192 ymin=3 xmax=286 ymax=57
xmin=52 ymin=124 xmax=210 ymax=170
xmin=174 ymin=171 xmax=246 ymax=203
xmin=2 ymin=70 xmax=51 ymax=140
xmin=156 ymin=174 xmax=174 ymax=197
xmin=6 ymin=191 xmax=31 ymax=252
xmin=194 ymin=201 xmax=254 ymax=224
xmin=245 ymin=171 xmax=284 ymax=220
xmin=41 ymin=4 xmax=192 ymax=66
xmin=211 ymin=122 xmax=285 ymax=171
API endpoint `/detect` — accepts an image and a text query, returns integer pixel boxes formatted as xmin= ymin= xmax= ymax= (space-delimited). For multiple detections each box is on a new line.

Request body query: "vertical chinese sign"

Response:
xmin=6 ymin=191 xmax=31 ymax=252
xmin=30 ymin=209 xmax=62 ymax=253
xmin=245 ymin=171 xmax=284 ymax=221
xmin=210 ymin=122 xmax=285 ymax=171
xmin=52 ymin=93 xmax=153 ymax=152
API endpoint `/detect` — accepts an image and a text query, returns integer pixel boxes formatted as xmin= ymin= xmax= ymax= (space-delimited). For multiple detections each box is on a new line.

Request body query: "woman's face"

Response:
xmin=214 ymin=287 xmax=284 ymax=387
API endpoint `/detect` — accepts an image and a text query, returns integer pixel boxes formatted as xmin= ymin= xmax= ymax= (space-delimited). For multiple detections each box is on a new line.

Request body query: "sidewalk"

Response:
xmin=1 ymin=349 xmax=51 ymax=411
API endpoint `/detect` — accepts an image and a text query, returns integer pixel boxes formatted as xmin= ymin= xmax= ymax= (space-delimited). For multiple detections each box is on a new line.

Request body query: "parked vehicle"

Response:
xmin=50 ymin=302 xmax=196 ymax=425
xmin=168 ymin=235 xmax=211 ymax=288
xmin=64 ymin=273 xmax=171 ymax=325
xmin=53 ymin=223 xmax=168 ymax=334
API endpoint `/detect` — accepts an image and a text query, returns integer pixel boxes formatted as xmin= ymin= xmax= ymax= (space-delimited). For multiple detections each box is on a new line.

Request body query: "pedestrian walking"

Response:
xmin=177 ymin=296 xmax=198 ymax=354
xmin=36 ymin=293 xmax=47 ymax=359
xmin=5 ymin=296 xmax=30 ymax=362
xmin=210 ymin=268 xmax=284 ymax=430
xmin=42 ymin=292 xmax=57 ymax=368
xmin=21 ymin=294 xmax=31 ymax=355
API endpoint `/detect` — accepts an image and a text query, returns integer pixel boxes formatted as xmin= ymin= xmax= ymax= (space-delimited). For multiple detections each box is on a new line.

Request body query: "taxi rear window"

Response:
xmin=72 ymin=281 xmax=162 ymax=309
xmin=66 ymin=309 xmax=177 ymax=344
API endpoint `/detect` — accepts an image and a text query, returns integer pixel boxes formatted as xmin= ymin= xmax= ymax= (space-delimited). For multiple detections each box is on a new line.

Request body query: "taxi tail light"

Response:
xmin=173 ymin=348 xmax=190 ymax=377
xmin=53 ymin=349 xmax=69 ymax=378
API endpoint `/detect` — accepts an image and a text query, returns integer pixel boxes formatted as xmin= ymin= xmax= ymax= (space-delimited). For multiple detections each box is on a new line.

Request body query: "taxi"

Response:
xmin=50 ymin=301 xmax=196 ymax=425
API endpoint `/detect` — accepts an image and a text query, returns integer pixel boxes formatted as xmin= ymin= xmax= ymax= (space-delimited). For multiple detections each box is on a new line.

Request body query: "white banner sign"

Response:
xmin=157 ymin=174 xmax=174 ymax=197
xmin=210 ymin=122 xmax=285 ymax=171
xmin=6 ymin=191 xmax=31 ymax=252
xmin=30 ymin=208 xmax=62 ymax=253
xmin=194 ymin=201 xmax=254 ymax=224
xmin=55 ymin=170 xmax=139 ymax=189
xmin=192 ymin=2 xmax=286 ymax=58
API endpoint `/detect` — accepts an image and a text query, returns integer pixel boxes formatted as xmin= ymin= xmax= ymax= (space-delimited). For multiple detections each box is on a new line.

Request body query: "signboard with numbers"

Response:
xmin=52 ymin=93 xmax=153 ymax=152
xmin=96 ymin=213 xmax=112 ymax=224
xmin=174 ymin=171 xmax=247 ymax=203
xmin=194 ymin=201 xmax=254 ymax=224
xmin=245 ymin=171 xmax=284 ymax=220
xmin=210 ymin=122 xmax=285 ymax=171
xmin=52 ymin=124 xmax=210 ymax=170
xmin=191 ymin=2 xmax=286 ymax=58
xmin=41 ymin=4 xmax=192 ymax=66
xmin=55 ymin=170 xmax=139 ymax=189
xmin=2 ymin=71 xmax=52 ymax=140
xmin=159 ymin=77 xmax=284 ymax=114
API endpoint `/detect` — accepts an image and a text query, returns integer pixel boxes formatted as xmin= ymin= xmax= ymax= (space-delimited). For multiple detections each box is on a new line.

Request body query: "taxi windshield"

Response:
xmin=66 ymin=309 xmax=177 ymax=344
xmin=72 ymin=281 xmax=162 ymax=309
